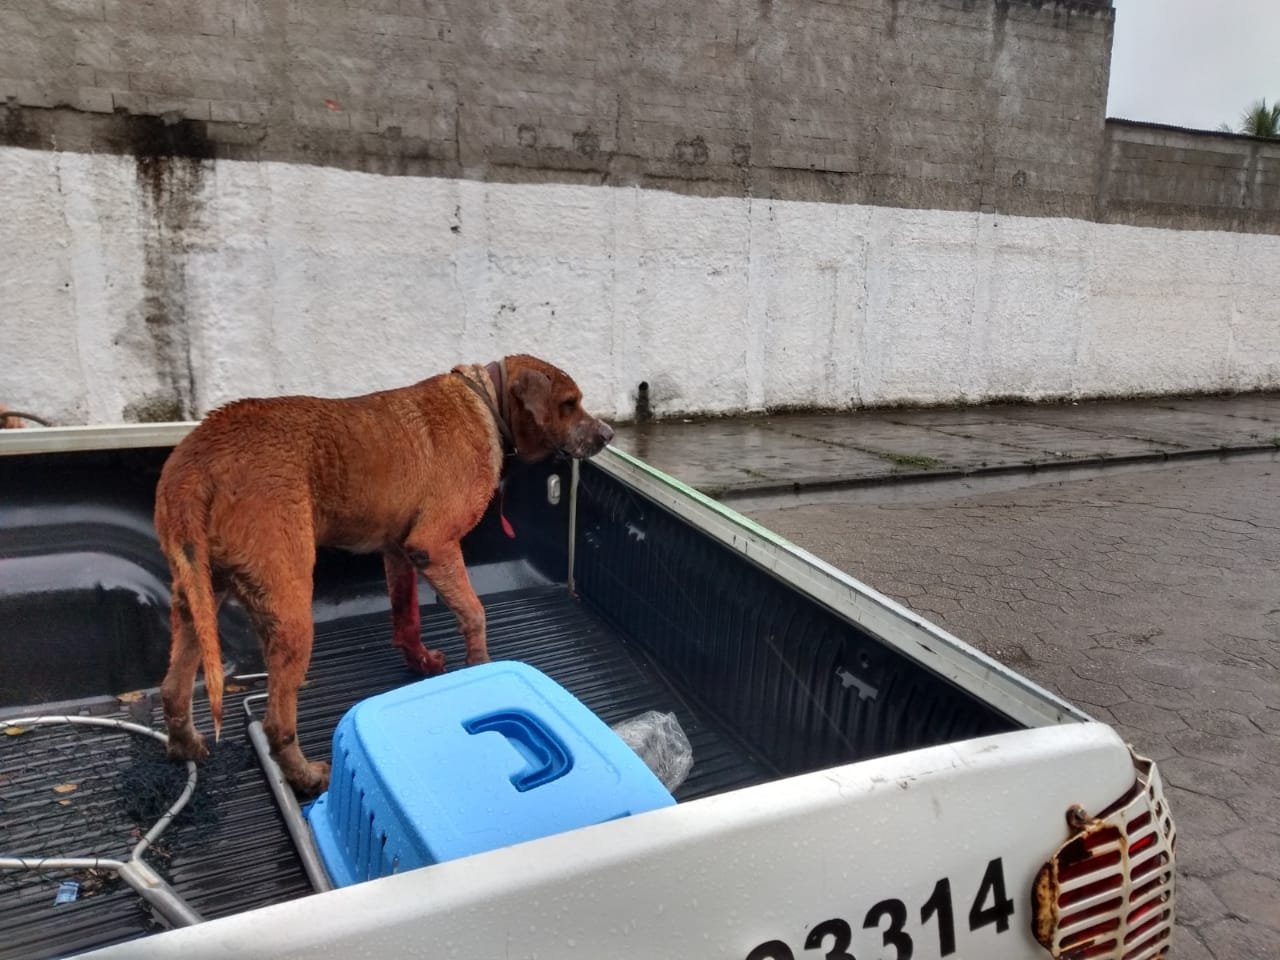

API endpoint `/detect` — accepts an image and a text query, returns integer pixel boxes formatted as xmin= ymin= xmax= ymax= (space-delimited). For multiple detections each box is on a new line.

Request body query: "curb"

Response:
xmin=709 ymin=443 xmax=1280 ymax=502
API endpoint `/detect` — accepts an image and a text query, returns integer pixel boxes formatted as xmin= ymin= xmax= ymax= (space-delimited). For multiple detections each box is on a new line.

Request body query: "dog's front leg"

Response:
xmin=411 ymin=540 xmax=490 ymax=665
xmin=383 ymin=550 xmax=446 ymax=675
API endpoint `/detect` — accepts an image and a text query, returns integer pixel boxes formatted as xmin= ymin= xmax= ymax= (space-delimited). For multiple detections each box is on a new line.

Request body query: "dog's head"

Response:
xmin=504 ymin=355 xmax=613 ymax=462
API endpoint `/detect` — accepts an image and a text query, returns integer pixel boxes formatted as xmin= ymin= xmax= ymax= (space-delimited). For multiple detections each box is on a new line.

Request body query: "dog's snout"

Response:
xmin=564 ymin=417 xmax=613 ymax=459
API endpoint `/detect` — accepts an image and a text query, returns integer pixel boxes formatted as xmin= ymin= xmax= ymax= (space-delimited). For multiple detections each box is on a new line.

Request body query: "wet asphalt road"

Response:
xmin=745 ymin=458 xmax=1280 ymax=960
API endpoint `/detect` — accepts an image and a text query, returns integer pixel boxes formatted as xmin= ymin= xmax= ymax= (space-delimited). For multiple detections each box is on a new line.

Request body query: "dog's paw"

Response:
xmin=166 ymin=732 xmax=209 ymax=763
xmin=291 ymin=760 xmax=331 ymax=798
xmin=404 ymin=646 xmax=447 ymax=677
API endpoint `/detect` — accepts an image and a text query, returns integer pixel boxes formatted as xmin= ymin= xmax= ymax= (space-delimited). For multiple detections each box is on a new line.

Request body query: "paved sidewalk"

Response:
xmin=611 ymin=393 xmax=1280 ymax=498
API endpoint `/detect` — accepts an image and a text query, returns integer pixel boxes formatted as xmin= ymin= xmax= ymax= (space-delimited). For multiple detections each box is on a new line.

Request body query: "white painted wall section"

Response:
xmin=2 ymin=146 xmax=1278 ymax=426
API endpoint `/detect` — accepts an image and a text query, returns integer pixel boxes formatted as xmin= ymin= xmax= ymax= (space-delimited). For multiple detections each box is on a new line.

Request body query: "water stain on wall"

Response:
xmin=119 ymin=116 xmax=215 ymax=422
xmin=0 ymin=101 xmax=43 ymax=149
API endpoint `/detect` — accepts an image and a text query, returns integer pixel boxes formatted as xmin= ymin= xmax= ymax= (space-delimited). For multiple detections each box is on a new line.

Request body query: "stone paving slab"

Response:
xmin=1160 ymin=395 xmax=1280 ymax=423
xmin=618 ymin=418 xmax=889 ymax=489
xmin=995 ymin=403 xmax=1280 ymax=449
xmin=903 ymin=417 xmax=1174 ymax=459
xmin=769 ymin=414 xmax=1034 ymax=471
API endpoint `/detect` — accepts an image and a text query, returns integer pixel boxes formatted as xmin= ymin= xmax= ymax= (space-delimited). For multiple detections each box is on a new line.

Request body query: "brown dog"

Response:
xmin=155 ymin=355 xmax=613 ymax=794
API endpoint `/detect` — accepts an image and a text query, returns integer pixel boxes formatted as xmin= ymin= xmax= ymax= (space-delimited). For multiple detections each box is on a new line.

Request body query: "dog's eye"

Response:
xmin=561 ymin=398 xmax=578 ymax=415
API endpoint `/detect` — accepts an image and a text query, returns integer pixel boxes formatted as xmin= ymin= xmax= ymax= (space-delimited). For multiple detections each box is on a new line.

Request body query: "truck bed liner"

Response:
xmin=0 ymin=584 xmax=773 ymax=960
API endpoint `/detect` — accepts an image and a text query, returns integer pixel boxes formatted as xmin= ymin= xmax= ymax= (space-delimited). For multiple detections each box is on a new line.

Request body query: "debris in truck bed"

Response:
xmin=115 ymin=731 xmax=251 ymax=836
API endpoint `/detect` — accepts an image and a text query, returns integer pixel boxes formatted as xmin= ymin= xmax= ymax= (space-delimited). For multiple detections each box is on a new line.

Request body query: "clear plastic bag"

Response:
xmin=610 ymin=710 xmax=693 ymax=793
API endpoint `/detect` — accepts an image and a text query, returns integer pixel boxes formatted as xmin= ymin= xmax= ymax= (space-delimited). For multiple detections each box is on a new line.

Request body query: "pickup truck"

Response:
xmin=0 ymin=423 xmax=1176 ymax=960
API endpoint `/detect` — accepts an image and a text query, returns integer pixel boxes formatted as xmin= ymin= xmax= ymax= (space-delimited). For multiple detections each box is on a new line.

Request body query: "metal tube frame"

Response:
xmin=0 ymin=715 xmax=204 ymax=929
xmin=242 ymin=694 xmax=335 ymax=894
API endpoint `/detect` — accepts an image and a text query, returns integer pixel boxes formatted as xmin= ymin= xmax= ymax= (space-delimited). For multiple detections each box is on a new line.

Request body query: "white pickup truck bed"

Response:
xmin=0 ymin=428 xmax=1177 ymax=960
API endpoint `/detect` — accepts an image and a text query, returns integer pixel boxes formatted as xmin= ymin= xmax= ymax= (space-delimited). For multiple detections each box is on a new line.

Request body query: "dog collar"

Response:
xmin=454 ymin=361 xmax=517 ymax=457
xmin=452 ymin=361 xmax=518 ymax=539
xmin=486 ymin=359 xmax=514 ymax=450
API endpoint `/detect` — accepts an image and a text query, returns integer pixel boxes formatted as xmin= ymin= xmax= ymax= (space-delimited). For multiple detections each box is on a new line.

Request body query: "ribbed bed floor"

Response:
xmin=0 ymin=585 xmax=774 ymax=960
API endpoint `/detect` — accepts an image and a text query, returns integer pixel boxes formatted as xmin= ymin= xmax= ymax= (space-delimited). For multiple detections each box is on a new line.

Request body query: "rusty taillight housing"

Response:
xmin=1033 ymin=751 xmax=1177 ymax=960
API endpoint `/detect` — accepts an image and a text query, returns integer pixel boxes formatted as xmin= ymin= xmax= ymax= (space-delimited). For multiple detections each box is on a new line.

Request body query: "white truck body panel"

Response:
xmin=81 ymin=722 xmax=1135 ymax=960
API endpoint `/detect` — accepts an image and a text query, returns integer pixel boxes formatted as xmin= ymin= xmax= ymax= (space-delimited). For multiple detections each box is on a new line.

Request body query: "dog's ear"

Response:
xmin=511 ymin=368 xmax=553 ymax=427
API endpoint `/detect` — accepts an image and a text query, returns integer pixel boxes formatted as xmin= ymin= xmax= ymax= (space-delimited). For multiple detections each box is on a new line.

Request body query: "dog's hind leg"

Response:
xmin=262 ymin=611 xmax=329 ymax=796
xmin=258 ymin=600 xmax=330 ymax=796
xmin=237 ymin=554 xmax=330 ymax=796
xmin=383 ymin=549 xmax=446 ymax=676
xmin=412 ymin=539 xmax=490 ymax=666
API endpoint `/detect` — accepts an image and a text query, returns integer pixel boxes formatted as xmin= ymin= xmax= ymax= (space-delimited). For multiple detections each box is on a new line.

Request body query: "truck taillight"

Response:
xmin=1033 ymin=751 xmax=1177 ymax=960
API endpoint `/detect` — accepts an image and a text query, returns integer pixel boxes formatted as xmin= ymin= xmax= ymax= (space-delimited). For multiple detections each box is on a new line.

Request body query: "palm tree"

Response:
xmin=1219 ymin=98 xmax=1280 ymax=138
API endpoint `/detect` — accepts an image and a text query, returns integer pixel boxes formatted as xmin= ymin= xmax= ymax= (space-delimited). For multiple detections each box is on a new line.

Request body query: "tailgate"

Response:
xmin=78 ymin=722 xmax=1161 ymax=960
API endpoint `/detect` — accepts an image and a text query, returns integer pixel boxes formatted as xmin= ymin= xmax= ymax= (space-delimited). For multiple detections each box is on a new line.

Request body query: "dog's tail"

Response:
xmin=161 ymin=494 xmax=226 ymax=743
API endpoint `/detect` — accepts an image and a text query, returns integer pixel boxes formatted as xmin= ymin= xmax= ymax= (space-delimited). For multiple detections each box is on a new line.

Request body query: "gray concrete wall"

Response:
xmin=11 ymin=1 xmax=1280 ymax=234
xmin=6 ymin=0 xmax=1280 ymax=426
xmin=1 ymin=0 xmax=1118 ymax=217
xmin=1101 ymin=120 xmax=1280 ymax=232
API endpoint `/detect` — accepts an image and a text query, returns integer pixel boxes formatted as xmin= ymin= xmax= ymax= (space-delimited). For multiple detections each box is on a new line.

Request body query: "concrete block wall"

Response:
xmin=0 ymin=0 xmax=1118 ymax=216
xmin=3 ymin=0 xmax=1279 ymax=427
xmin=1101 ymin=121 xmax=1280 ymax=231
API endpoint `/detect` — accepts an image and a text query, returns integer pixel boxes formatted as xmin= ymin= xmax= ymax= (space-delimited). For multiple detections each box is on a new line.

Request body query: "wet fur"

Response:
xmin=155 ymin=354 xmax=612 ymax=795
